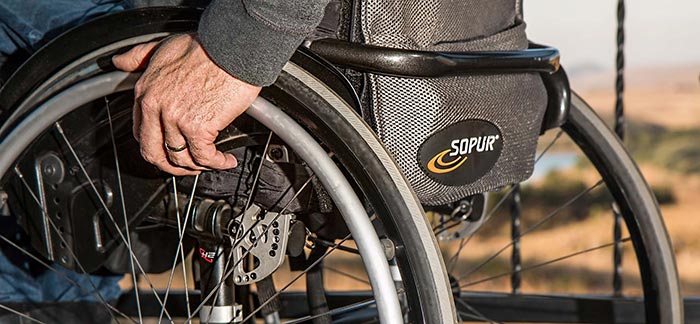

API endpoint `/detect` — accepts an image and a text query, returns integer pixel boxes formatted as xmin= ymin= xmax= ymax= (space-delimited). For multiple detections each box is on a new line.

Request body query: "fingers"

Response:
xmin=135 ymin=95 xmax=232 ymax=175
xmin=161 ymin=116 xmax=208 ymax=171
xmin=132 ymin=100 xmax=142 ymax=141
xmin=124 ymin=34 xmax=240 ymax=175
xmin=183 ymin=130 xmax=238 ymax=170
xmin=113 ymin=41 xmax=160 ymax=71
xmin=137 ymin=99 xmax=199 ymax=176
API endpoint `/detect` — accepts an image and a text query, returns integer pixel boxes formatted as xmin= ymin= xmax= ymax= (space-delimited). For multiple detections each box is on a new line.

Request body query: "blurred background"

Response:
xmin=123 ymin=0 xmax=700 ymax=310
xmin=268 ymin=0 xmax=700 ymax=299
xmin=521 ymin=0 xmax=700 ymax=296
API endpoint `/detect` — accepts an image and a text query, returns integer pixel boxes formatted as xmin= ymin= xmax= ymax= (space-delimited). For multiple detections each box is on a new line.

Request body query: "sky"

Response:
xmin=524 ymin=0 xmax=700 ymax=74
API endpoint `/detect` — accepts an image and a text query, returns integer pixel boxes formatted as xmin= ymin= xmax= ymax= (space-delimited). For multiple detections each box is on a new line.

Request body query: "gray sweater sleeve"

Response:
xmin=198 ymin=0 xmax=329 ymax=87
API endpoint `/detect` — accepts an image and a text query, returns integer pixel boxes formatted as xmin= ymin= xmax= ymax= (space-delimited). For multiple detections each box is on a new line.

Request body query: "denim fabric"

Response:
xmin=0 ymin=216 xmax=123 ymax=302
xmin=0 ymin=0 xmax=129 ymax=302
xmin=0 ymin=251 xmax=123 ymax=303
xmin=0 ymin=0 xmax=129 ymax=56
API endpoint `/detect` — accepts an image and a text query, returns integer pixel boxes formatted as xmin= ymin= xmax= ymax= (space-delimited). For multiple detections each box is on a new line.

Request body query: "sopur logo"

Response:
xmin=427 ymin=134 xmax=501 ymax=174
xmin=418 ymin=120 xmax=503 ymax=186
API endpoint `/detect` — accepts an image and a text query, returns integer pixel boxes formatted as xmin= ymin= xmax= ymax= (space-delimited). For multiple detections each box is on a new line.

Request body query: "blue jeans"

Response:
xmin=0 ymin=0 xmax=128 ymax=303
xmin=0 ymin=0 xmax=128 ymax=57
xmin=0 ymin=251 xmax=123 ymax=303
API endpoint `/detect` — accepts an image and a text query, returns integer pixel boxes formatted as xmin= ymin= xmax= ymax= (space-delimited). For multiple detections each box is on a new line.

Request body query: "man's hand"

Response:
xmin=113 ymin=34 xmax=261 ymax=176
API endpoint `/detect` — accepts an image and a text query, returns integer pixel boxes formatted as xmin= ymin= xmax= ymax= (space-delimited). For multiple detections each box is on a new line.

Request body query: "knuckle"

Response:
xmin=179 ymin=122 xmax=198 ymax=135
xmin=163 ymin=109 xmax=180 ymax=123
xmin=140 ymin=152 xmax=152 ymax=164
xmin=140 ymin=96 xmax=157 ymax=113
xmin=169 ymin=155 xmax=187 ymax=166
xmin=166 ymin=153 xmax=180 ymax=164
xmin=194 ymin=157 xmax=211 ymax=166
xmin=134 ymin=79 xmax=145 ymax=95
xmin=191 ymin=152 xmax=211 ymax=165
xmin=140 ymin=148 xmax=156 ymax=164
xmin=129 ymin=56 xmax=141 ymax=67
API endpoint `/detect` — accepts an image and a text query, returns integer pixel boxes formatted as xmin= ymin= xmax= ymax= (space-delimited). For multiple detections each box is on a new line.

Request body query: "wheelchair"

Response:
xmin=0 ymin=5 xmax=682 ymax=324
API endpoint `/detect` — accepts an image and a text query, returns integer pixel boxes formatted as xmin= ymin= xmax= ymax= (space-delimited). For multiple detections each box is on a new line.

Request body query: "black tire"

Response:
xmin=563 ymin=94 xmax=682 ymax=323
xmin=268 ymin=65 xmax=457 ymax=323
xmin=441 ymin=93 xmax=682 ymax=324
xmin=0 ymin=7 xmax=455 ymax=323
xmin=0 ymin=6 xmax=681 ymax=324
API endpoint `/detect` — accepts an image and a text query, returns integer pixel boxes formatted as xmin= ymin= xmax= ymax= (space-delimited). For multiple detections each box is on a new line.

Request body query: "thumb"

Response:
xmin=112 ymin=41 xmax=160 ymax=71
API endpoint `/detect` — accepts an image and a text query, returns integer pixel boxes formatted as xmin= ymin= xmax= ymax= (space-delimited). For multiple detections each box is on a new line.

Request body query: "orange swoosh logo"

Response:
xmin=427 ymin=149 xmax=467 ymax=174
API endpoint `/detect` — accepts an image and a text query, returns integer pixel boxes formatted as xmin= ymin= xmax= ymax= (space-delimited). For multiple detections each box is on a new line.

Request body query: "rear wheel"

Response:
xmin=0 ymin=6 xmax=682 ymax=324
xmin=0 ymin=8 xmax=454 ymax=324
xmin=434 ymin=93 xmax=682 ymax=323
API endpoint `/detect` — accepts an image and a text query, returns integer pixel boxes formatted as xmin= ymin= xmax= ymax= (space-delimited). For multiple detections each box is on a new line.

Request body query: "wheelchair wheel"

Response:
xmin=0 ymin=8 xmax=455 ymax=324
xmin=434 ymin=93 xmax=682 ymax=323
xmin=0 ymin=6 xmax=682 ymax=324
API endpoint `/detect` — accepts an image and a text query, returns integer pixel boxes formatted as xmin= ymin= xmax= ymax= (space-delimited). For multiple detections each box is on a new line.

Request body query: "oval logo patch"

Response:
xmin=417 ymin=120 xmax=503 ymax=186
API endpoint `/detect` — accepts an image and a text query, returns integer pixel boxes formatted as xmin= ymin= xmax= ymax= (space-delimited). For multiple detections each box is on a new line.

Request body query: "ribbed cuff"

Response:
xmin=198 ymin=0 xmax=310 ymax=87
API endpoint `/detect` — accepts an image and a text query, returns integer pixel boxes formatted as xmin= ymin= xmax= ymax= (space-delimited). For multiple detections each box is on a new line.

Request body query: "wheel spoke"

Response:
xmin=238 ymin=234 xmax=353 ymax=323
xmin=12 ymin=167 xmax=132 ymax=324
xmin=324 ymin=266 xmax=370 ymax=285
xmin=0 ymin=303 xmax=47 ymax=324
xmin=457 ymin=311 xmax=497 ymax=323
xmin=187 ymin=174 xmax=315 ymax=323
xmin=245 ymin=131 xmax=273 ymax=212
xmin=447 ymin=236 xmax=473 ymax=273
xmin=203 ymin=132 xmax=274 ymax=323
xmin=445 ymin=129 xmax=565 ymax=269
xmin=535 ymin=129 xmax=564 ymax=164
xmin=309 ymin=237 xmax=360 ymax=255
xmin=455 ymin=298 xmax=499 ymax=324
xmin=0 ymin=232 xmax=132 ymax=322
xmin=521 ymin=179 xmax=604 ymax=238
xmin=54 ymin=122 xmax=174 ymax=322
xmin=281 ymin=297 xmax=379 ymax=324
xmin=158 ymin=174 xmax=199 ymax=324
xmin=444 ymin=184 xmax=517 ymax=272
xmin=105 ymin=98 xmax=143 ymax=323
xmin=460 ymin=238 xmax=631 ymax=289
xmin=176 ymin=179 xmax=193 ymax=320
xmin=456 ymin=179 xmax=604 ymax=282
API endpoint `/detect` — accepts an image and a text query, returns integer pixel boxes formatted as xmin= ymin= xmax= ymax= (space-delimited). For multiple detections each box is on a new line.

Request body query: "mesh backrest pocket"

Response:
xmin=361 ymin=0 xmax=547 ymax=205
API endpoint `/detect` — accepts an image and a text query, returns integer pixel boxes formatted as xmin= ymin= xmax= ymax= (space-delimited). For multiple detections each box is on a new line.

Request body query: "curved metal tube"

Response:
xmin=0 ymin=71 xmax=403 ymax=323
xmin=310 ymin=38 xmax=560 ymax=78
xmin=248 ymin=97 xmax=403 ymax=324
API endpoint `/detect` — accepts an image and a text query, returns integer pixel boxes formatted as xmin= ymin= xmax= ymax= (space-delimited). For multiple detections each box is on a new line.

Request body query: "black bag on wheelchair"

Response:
xmin=359 ymin=0 xmax=547 ymax=205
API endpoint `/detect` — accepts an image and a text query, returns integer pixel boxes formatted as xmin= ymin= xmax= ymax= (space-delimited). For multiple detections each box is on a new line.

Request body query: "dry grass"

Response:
xmin=639 ymin=165 xmax=700 ymax=295
xmin=575 ymin=65 xmax=700 ymax=129
xmin=577 ymin=71 xmax=700 ymax=295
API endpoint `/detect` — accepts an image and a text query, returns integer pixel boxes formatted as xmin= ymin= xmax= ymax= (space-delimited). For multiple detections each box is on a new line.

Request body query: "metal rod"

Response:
xmin=510 ymin=184 xmax=522 ymax=294
xmin=309 ymin=38 xmax=560 ymax=78
xmin=247 ymin=96 xmax=403 ymax=324
xmin=612 ymin=0 xmax=626 ymax=297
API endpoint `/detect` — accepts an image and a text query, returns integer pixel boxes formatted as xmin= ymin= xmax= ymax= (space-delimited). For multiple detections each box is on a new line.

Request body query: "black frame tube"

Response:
xmin=309 ymin=38 xmax=570 ymax=132
xmin=308 ymin=38 xmax=560 ymax=78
